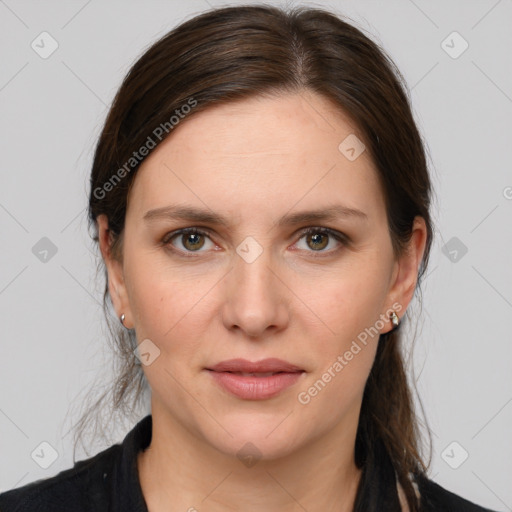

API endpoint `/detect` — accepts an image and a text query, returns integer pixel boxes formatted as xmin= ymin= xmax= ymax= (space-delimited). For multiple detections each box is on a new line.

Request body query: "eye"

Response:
xmin=162 ymin=226 xmax=347 ymax=258
xmin=163 ymin=228 xmax=215 ymax=254
xmin=293 ymin=227 xmax=346 ymax=256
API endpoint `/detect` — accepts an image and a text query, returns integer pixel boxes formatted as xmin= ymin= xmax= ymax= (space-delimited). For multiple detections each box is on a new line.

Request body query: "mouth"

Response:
xmin=216 ymin=371 xmax=291 ymax=377
xmin=205 ymin=359 xmax=305 ymax=400
xmin=206 ymin=357 xmax=304 ymax=374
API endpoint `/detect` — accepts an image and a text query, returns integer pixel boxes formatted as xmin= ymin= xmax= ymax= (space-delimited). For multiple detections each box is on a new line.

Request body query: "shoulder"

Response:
xmin=0 ymin=444 xmax=120 ymax=512
xmin=0 ymin=415 xmax=152 ymax=512
xmin=416 ymin=473 xmax=499 ymax=512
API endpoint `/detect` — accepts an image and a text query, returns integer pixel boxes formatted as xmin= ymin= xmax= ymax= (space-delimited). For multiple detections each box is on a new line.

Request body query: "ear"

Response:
xmin=382 ymin=216 xmax=428 ymax=333
xmin=97 ymin=214 xmax=133 ymax=329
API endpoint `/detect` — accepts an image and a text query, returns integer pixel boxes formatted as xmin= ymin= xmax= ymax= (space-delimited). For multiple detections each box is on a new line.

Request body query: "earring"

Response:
xmin=389 ymin=311 xmax=400 ymax=331
xmin=120 ymin=313 xmax=126 ymax=326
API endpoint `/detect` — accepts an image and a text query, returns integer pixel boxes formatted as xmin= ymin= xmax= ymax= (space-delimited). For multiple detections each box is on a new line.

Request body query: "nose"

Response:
xmin=221 ymin=245 xmax=290 ymax=339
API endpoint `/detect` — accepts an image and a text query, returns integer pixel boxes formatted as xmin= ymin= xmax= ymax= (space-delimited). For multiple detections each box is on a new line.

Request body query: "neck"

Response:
xmin=137 ymin=397 xmax=363 ymax=512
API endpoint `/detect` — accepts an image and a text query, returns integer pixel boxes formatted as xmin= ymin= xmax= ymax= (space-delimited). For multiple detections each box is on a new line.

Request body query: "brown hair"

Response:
xmin=79 ymin=4 xmax=434 ymax=510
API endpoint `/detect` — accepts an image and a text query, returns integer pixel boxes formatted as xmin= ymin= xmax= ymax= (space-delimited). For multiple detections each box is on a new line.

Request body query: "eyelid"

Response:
xmin=162 ymin=227 xmax=216 ymax=257
xmin=162 ymin=227 xmax=211 ymax=244
xmin=292 ymin=226 xmax=348 ymax=256
xmin=295 ymin=226 xmax=348 ymax=241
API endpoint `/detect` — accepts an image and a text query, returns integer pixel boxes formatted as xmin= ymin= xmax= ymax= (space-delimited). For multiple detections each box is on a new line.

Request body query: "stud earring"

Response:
xmin=389 ymin=311 xmax=400 ymax=331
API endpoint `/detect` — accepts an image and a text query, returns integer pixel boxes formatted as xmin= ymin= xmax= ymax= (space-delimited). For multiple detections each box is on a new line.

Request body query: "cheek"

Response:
xmin=294 ymin=276 xmax=383 ymax=417
xmin=294 ymin=256 xmax=390 ymax=398
xmin=124 ymin=250 xmax=208 ymax=349
xmin=308 ymin=284 xmax=381 ymax=389
xmin=301 ymin=259 xmax=391 ymax=341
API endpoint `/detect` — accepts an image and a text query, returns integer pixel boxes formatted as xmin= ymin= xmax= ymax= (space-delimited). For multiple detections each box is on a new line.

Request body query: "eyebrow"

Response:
xmin=143 ymin=203 xmax=368 ymax=227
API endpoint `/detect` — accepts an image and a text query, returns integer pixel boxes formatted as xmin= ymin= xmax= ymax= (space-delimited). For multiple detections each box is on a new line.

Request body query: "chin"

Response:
xmin=201 ymin=414 xmax=308 ymax=463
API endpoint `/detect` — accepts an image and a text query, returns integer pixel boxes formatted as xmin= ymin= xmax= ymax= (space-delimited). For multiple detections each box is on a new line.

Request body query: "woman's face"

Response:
xmin=100 ymin=91 xmax=425 ymax=461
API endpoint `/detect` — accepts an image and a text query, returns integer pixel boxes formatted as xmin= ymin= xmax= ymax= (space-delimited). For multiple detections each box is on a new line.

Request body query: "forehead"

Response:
xmin=163 ymin=91 xmax=362 ymax=161
xmin=128 ymin=91 xmax=384 ymax=223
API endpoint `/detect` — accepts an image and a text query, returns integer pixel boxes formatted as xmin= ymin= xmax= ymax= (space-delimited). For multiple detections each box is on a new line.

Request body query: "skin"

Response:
xmin=97 ymin=90 xmax=427 ymax=512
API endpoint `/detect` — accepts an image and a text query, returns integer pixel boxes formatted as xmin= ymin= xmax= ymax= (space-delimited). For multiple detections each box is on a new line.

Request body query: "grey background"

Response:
xmin=1 ymin=0 xmax=511 ymax=509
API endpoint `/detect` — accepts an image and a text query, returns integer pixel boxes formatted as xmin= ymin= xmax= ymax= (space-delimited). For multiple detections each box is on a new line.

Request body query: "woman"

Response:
xmin=0 ymin=4 xmax=499 ymax=511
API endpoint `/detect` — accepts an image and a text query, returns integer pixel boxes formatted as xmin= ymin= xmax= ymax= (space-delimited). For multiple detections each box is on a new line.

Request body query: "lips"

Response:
xmin=205 ymin=358 xmax=305 ymax=400
xmin=230 ymin=372 xmax=277 ymax=377
xmin=206 ymin=358 xmax=304 ymax=374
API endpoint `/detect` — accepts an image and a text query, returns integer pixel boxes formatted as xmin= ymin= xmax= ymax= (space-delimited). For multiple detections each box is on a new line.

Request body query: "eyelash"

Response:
xmin=162 ymin=226 xmax=348 ymax=258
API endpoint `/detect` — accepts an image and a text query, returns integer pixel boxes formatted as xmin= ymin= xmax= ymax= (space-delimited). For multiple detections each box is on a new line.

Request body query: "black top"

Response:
xmin=0 ymin=415 xmax=497 ymax=511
